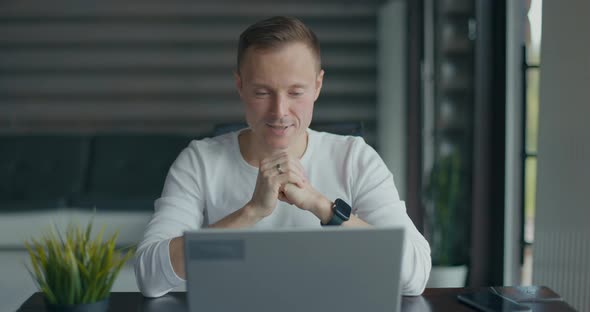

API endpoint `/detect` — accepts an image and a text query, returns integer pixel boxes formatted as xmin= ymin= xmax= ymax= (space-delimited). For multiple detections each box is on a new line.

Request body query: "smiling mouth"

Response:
xmin=267 ymin=124 xmax=290 ymax=129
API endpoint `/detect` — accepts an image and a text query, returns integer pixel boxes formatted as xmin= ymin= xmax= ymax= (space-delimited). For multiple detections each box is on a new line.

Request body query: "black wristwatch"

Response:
xmin=321 ymin=198 xmax=352 ymax=226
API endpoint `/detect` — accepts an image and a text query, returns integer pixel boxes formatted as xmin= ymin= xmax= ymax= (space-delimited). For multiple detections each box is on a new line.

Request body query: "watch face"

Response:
xmin=334 ymin=199 xmax=352 ymax=220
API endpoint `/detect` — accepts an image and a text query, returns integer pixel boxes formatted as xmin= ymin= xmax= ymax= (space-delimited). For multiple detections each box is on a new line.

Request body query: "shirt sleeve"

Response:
xmin=134 ymin=144 xmax=205 ymax=297
xmin=349 ymin=138 xmax=432 ymax=296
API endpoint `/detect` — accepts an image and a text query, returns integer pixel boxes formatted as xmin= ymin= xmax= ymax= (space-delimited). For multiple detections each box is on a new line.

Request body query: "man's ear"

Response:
xmin=314 ymin=69 xmax=325 ymax=101
xmin=234 ymin=70 xmax=243 ymax=98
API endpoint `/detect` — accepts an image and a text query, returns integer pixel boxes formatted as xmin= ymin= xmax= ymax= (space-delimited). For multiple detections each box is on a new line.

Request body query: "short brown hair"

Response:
xmin=237 ymin=16 xmax=321 ymax=73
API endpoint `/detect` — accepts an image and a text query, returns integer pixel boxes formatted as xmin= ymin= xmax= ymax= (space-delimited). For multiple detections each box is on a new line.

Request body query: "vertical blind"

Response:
xmin=0 ymin=0 xmax=382 ymax=145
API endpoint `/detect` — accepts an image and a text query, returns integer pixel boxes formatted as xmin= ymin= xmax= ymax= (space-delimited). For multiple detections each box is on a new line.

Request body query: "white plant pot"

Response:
xmin=427 ymin=265 xmax=468 ymax=288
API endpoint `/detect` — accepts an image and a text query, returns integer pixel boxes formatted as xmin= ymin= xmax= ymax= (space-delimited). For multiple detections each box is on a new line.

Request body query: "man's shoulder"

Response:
xmin=184 ymin=131 xmax=238 ymax=158
xmin=308 ymin=128 xmax=365 ymax=149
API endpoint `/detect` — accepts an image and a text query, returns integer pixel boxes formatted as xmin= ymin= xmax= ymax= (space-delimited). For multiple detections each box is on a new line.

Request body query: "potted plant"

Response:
xmin=424 ymin=147 xmax=470 ymax=287
xmin=24 ymin=221 xmax=134 ymax=312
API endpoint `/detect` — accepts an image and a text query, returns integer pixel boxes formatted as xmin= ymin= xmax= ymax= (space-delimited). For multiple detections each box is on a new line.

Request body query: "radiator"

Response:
xmin=533 ymin=229 xmax=590 ymax=310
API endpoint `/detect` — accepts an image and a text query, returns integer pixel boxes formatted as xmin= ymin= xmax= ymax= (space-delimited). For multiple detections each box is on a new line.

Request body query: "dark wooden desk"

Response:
xmin=17 ymin=286 xmax=576 ymax=311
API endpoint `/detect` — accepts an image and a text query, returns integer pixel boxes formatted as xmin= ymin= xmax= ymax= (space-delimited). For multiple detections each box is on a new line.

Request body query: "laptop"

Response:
xmin=184 ymin=227 xmax=405 ymax=312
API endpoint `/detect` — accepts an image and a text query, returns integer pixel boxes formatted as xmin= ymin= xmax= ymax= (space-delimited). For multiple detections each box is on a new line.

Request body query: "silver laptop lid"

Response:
xmin=184 ymin=227 xmax=404 ymax=312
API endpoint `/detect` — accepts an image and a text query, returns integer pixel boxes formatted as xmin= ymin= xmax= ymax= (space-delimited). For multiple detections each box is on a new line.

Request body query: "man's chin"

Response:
xmin=264 ymin=138 xmax=292 ymax=150
xmin=256 ymin=126 xmax=306 ymax=150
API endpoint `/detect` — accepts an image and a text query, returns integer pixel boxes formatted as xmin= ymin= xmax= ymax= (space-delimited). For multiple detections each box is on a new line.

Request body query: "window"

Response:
xmin=521 ymin=0 xmax=542 ymax=286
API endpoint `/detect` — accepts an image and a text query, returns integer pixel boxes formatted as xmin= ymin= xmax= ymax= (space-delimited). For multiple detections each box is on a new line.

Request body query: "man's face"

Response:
xmin=235 ymin=42 xmax=324 ymax=150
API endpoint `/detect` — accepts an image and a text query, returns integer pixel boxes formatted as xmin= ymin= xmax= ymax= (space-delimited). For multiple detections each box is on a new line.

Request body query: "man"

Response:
xmin=135 ymin=16 xmax=431 ymax=297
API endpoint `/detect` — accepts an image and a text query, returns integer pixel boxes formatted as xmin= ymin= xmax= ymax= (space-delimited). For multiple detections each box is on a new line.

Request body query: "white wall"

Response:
xmin=533 ymin=1 xmax=590 ymax=310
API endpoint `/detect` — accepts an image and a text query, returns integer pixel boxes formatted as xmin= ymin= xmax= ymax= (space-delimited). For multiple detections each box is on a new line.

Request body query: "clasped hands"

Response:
xmin=247 ymin=152 xmax=330 ymax=221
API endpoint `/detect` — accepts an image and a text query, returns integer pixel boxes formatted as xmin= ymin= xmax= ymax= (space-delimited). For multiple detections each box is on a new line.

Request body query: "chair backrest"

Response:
xmin=310 ymin=121 xmax=364 ymax=137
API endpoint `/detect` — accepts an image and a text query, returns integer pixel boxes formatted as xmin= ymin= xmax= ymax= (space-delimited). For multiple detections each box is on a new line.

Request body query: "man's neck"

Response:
xmin=238 ymin=129 xmax=308 ymax=167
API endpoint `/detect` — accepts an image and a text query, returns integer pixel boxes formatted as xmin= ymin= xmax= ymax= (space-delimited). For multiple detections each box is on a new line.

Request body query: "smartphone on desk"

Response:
xmin=457 ymin=290 xmax=532 ymax=312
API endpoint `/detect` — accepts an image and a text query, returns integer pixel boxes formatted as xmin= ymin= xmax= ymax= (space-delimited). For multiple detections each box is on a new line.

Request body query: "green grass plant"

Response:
xmin=24 ymin=220 xmax=134 ymax=305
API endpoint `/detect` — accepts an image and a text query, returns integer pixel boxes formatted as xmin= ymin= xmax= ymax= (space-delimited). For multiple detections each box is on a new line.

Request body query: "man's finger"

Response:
xmin=276 ymin=168 xmax=305 ymax=188
xmin=260 ymin=152 xmax=288 ymax=168
xmin=260 ymin=156 xmax=289 ymax=173
xmin=287 ymin=158 xmax=307 ymax=179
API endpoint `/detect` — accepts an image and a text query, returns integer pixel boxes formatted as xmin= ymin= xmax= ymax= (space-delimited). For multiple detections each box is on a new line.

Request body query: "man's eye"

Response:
xmin=290 ymin=92 xmax=303 ymax=96
xmin=255 ymin=92 xmax=269 ymax=96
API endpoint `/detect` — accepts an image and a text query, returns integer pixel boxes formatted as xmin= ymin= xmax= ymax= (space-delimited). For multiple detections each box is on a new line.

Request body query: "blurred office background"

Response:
xmin=1 ymin=0 xmax=589 ymax=311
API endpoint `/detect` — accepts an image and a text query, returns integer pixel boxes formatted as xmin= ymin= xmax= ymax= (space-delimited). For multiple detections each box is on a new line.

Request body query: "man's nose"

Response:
xmin=270 ymin=94 xmax=288 ymax=117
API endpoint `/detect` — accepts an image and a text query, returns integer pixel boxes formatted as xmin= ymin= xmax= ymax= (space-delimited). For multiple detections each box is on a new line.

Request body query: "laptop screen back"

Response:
xmin=184 ymin=227 xmax=404 ymax=312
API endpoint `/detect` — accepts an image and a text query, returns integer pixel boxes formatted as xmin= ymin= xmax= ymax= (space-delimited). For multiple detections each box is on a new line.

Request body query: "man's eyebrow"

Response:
xmin=250 ymin=83 xmax=309 ymax=88
xmin=251 ymin=83 xmax=269 ymax=88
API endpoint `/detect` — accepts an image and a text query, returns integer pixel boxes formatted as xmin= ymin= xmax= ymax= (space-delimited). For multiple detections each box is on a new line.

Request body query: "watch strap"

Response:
xmin=323 ymin=209 xmax=346 ymax=226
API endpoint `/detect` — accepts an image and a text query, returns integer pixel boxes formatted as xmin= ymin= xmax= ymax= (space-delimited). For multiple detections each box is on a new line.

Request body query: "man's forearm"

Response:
xmin=169 ymin=236 xmax=186 ymax=279
xmin=169 ymin=203 xmax=264 ymax=278
xmin=208 ymin=202 xmax=264 ymax=228
xmin=343 ymin=214 xmax=370 ymax=227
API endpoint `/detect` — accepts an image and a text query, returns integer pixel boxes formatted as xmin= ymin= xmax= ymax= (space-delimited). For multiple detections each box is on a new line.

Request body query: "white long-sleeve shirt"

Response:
xmin=135 ymin=129 xmax=431 ymax=297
